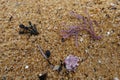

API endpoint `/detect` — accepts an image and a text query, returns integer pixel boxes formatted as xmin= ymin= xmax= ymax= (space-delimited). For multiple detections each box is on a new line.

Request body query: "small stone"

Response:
xmin=53 ymin=60 xmax=63 ymax=72
xmin=2 ymin=76 xmax=6 ymax=80
xmin=25 ymin=65 xmax=29 ymax=69
xmin=85 ymin=49 xmax=88 ymax=53
xmin=80 ymin=38 xmax=83 ymax=42
xmin=110 ymin=3 xmax=115 ymax=6
xmin=98 ymin=60 xmax=101 ymax=63
xmin=113 ymin=77 xmax=119 ymax=80
xmin=107 ymin=31 xmax=110 ymax=35
xmin=53 ymin=65 xmax=60 ymax=71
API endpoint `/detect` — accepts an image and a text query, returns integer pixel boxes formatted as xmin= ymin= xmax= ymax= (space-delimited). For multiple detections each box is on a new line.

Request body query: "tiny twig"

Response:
xmin=37 ymin=45 xmax=54 ymax=68
xmin=37 ymin=45 xmax=48 ymax=59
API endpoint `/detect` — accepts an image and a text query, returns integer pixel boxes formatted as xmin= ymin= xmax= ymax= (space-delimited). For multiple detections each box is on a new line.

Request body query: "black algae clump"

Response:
xmin=19 ymin=21 xmax=39 ymax=36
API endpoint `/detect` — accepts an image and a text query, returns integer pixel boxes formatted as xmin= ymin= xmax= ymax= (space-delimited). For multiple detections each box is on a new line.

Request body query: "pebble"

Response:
xmin=98 ymin=60 xmax=102 ymax=64
xmin=85 ymin=49 xmax=88 ymax=53
xmin=53 ymin=65 xmax=60 ymax=71
xmin=110 ymin=3 xmax=116 ymax=6
xmin=80 ymin=38 xmax=83 ymax=42
xmin=25 ymin=65 xmax=29 ymax=69
xmin=113 ymin=77 xmax=119 ymax=80
xmin=107 ymin=31 xmax=111 ymax=36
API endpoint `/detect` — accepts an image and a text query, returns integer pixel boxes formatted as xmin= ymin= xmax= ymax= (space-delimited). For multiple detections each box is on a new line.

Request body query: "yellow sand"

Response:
xmin=0 ymin=0 xmax=120 ymax=79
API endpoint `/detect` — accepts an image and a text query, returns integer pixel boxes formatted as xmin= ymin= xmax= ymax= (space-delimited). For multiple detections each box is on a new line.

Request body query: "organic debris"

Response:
xmin=2 ymin=76 xmax=6 ymax=80
xmin=9 ymin=16 xmax=13 ymax=21
xmin=53 ymin=60 xmax=63 ymax=72
xmin=53 ymin=65 xmax=61 ymax=71
xmin=60 ymin=25 xmax=80 ymax=47
xmin=19 ymin=21 xmax=39 ymax=35
xmin=61 ymin=38 xmax=65 ymax=42
xmin=38 ymin=72 xmax=47 ymax=80
xmin=45 ymin=50 xmax=51 ymax=58
xmin=37 ymin=45 xmax=54 ymax=69
xmin=60 ymin=11 xmax=101 ymax=47
xmin=64 ymin=55 xmax=79 ymax=71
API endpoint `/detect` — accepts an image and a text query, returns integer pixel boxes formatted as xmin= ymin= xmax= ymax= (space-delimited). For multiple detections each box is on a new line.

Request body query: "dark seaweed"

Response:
xmin=19 ymin=21 xmax=39 ymax=35
xmin=9 ymin=16 xmax=13 ymax=21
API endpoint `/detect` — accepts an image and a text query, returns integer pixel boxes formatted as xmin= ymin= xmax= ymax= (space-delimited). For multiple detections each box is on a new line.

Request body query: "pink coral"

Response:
xmin=64 ymin=55 xmax=79 ymax=71
xmin=60 ymin=11 xmax=101 ymax=47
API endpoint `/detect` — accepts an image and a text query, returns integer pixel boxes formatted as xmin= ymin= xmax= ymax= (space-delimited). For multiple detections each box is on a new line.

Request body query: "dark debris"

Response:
xmin=45 ymin=50 xmax=51 ymax=58
xmin=38 ymin=73 xmax=47 ymax=80
xmin=9 ymin=16 xmax=13 ymax=21
xmin=19 ymin=21 xmax=39 ymax=36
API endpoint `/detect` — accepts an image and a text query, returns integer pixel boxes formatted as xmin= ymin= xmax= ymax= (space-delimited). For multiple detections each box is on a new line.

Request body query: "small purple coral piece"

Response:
xmin=60 ymin=11 xmax=102 ymax=47
xmin=64 ymin=55 xmax=79 ymax=71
